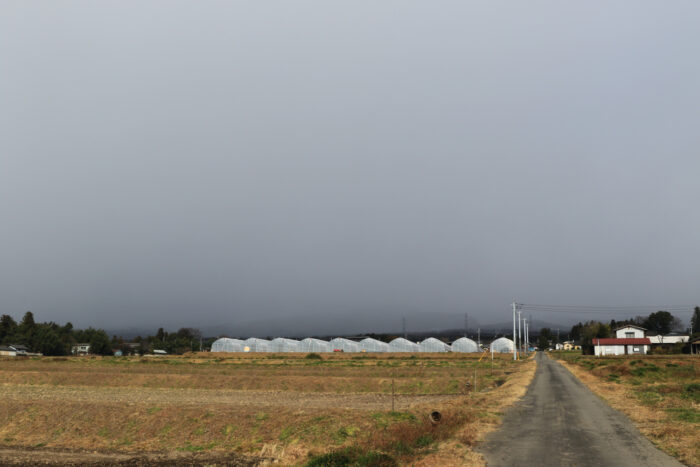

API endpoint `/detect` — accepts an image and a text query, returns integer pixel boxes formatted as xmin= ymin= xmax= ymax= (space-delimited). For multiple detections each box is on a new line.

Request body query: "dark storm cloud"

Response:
xmin=1 ymin=1 xmax=699 ymax=334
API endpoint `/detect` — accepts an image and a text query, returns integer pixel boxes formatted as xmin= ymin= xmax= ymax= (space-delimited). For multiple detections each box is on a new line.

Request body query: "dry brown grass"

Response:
xmin=555 ymin=354 xmax=699 ymax=467
xmin=0 ymin=353 xmax=516 ymax=395
xmin=413 ymin=354 xmax=537 ymax=466
xmin=0 ymin=352 xmax=537 ymax=466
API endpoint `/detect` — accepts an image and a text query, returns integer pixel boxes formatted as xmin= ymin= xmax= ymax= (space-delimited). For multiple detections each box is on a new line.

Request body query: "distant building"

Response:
xmin=72 ymin=343 xmax=90 ymax=355
xmin=0 ymin=346 xmax=17 ymax=357
xmin=562 ymin=341 xmax=580 ymax=351
xmin=593 ymin=338 xmax=650 ymax=356
xmin=8 ymin=344 xmax=29 ymax=356
xmin=690 ymin=337 xmax=700 ymax=355
xmin=594 ymin=326 xmax=650 ymax=356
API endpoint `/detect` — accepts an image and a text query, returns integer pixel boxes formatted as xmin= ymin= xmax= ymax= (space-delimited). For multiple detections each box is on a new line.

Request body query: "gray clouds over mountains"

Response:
xmin=1 ymin=1 xmax=699 ymax=334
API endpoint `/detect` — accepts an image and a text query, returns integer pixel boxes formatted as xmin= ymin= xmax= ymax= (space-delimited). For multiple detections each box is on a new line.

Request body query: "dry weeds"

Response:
xmin=0 ymin=352 xmax=537 ymax=466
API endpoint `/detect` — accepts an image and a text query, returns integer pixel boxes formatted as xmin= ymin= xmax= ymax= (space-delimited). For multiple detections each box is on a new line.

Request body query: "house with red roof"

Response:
xmin=593 ymin=325 xmax=650 ymax=356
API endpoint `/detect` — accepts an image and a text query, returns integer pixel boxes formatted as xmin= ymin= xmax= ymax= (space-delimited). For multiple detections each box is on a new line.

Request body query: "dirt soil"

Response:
xmin=0 ymin=447 xmax=264 ymax=466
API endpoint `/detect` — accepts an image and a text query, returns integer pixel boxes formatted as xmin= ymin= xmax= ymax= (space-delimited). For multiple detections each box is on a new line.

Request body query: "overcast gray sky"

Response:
xmin=1 ymin=1 xmax=699 ymax=335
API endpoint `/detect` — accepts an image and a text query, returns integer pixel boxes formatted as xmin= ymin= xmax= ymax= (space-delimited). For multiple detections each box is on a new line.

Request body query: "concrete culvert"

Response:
xmin=429 ymin=411 xmax=442 ymax=425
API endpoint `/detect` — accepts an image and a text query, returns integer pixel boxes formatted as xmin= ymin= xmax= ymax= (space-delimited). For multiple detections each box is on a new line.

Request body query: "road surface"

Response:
xmin=479 ymin=352 xmax=682 ymax=467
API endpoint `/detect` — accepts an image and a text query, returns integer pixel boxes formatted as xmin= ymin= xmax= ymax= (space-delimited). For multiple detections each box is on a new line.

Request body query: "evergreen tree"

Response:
xmin=0 ymin=314 xmax=18 ymax=342
xmin=691 ymin=306 xmax=700 ymax=335
xmin=643 ymin=311 xmax=679 ymax=335
xmin=89 ymin=330 xmax=113 ymax=355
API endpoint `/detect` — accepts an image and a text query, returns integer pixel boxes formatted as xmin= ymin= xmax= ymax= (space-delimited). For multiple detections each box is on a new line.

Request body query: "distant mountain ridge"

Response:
xmin=106 ymin=315 xmax=570 ymax=341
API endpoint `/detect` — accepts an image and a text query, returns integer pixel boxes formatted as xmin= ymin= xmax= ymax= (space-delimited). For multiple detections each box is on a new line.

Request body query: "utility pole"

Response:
xmin=527 ymin=320 xmax=530 ymax=351
xmin=517 ymin=309 xmax=522 ymax=356
xmin=523 ymin=318 xmax=527 ymax=354
xmin=477 ymin=328 xmax=481 ymax=348
xmin=402 ymin=317 xmax=407 ymax=339
xmin=512 ymin=301 xmax=517 ymax=360
xmin=557 ymin=328 xmax=560 ymax=349
xmin=464 ymin=313 xmax=468 ymax=338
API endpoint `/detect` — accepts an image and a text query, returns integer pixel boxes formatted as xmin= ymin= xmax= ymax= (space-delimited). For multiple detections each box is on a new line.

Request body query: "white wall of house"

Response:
xmin=648 ymin=335 xmax=688 ymax=344
xmin=626 ymin=344 xmax=648 ymax=354
xmin=615 ymin=326 xmax=645 ymax=338
xmin=594 ymin=343 xmax=649 ymax=356
xmin=72 ymin=344 xmax=90 ymax=355
xmin=594 ymin=345 xmax=623 ymax=356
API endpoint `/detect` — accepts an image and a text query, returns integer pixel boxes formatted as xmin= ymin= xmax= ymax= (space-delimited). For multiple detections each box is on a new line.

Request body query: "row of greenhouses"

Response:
xmin=211 ymin=336 xmax=514 ymax=353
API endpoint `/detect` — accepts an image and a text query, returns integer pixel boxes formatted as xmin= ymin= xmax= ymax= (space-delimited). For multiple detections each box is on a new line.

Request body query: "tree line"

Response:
xmin=0 ymin=311 xmax=210 ymax=356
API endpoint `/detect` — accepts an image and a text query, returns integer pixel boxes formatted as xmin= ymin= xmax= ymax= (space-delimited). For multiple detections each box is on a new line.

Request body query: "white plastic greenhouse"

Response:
xmin=451 ymin=337 xmax=479 ymax=353
xmin=329 ymin=338 xmax=360 ymax=353
xmin=388 ymin=338 xmax=420 ymax=352
xmin=358 ymin=338 xmax=390 ymax=353
xmin=243 ymin=338 xmax=271 ymax=352
xmin=419 ymin=337 xmax=451 ymax=352
xmin=210 ymin=335 xmax=505 ymax=354
xmin=211 ymin=337 xmax=245 ymax=352
xmin=269 ymin=338 xmax=301 ymax=352
xmin=490 ymin=337 xmax=514 ymax=353
xmin=299 ymin=338 xmax=332 ymax=353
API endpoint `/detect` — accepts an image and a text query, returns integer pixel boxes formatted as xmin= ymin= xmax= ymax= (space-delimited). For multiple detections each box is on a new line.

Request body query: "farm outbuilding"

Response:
xmin=243 ymin=338 xmax=271 ymax=352
xmin=419 ymin=337 xmax=451 ymax=352
xmin=329 ymin=338 xmax=360 ymax=353
xmin=451 ymin=337 xmax=479 ymax=353
xmin=270 ymin=338 xmax=301 ymax=352
xmin=0 ymin=346 xmax=17 ymax=357
xmin=358 ymin=338 xmax=390 ymax=353
xmin=299 ymin=338 xmax=332 ymax=353
xmin=490 ymin=337 xmax=514 ymax=353
xmin=211 ymin=337 xmax=245 ymax=352
xmin=389 ymin=338 xmax=420 ymax=352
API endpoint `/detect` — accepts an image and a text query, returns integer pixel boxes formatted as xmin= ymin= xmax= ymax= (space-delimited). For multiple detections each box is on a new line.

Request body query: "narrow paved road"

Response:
xmin=480 ymin=352 xmax=682 ymax=467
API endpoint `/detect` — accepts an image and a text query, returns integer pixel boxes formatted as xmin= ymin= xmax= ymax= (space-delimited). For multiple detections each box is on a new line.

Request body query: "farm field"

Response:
xmin=553 ymin=353 xmax=699 ymax=467
xmin=0 ymin=352 xmax=535 ymax=466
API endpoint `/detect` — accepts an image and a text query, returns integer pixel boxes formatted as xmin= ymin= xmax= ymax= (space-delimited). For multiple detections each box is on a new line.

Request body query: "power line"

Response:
xmin=519 ymin=309 xmax=686 ymax=315
xmin=518 ymin=304 xmax=695 ymax=314
xmin=520 ymin=303 xmax=695 ymax=310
